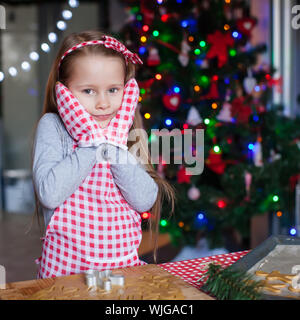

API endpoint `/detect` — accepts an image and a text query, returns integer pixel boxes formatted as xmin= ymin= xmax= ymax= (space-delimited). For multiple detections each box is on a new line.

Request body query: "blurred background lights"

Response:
xmin=248 ymin=143 xmax=254 ymax=151
xmin=197 ymin=213 xmax=204 ymax=220
xmin=21 ymin=61 xmax=31 ymax=71
xmin=229 ymin=49 xmax=237 ymax=56
xmin=139 ymin=46 xmax=146 ymax=55
xmin=232 ymin=31 xmax=239 ymax=38
xmin=8 ymin=67 xmax=17 ymax=77
xmin=173 ymin=86 xmax=180 ymax=93
xmin=48 ymin=32 xmax=57 ymax=43
xmin=141 ymin=212 xmax=150 ymax=219
xmin=165 ymin=118 xmax=172 ymax=126
xmin=0 ymin=71 xmax=4 ymax=82
xmin=194 ymin=48 xmax=201 ymax=55
xmin=276 ymin=211 xmax=282 ymax=217
xmin=290 ymin=228 xmax=297 ymax=236
xmin=217 ymin=199 xmax=227 ymax=209
xmin=195 ymin=59 xmax=203 ymax=66
xmin=194 ymin=85 xmax=200 ymax=92
xmin=199 ymin=40 xmax=206 ymax=47
xmin=213 ymin=145 xmax=221 ymax=153
xmin=211 ymin=102 xmax=218 ymax=109
xmin=140 ymin=36 xmax=147 ymax=43
xmin=62 ymin=9 xmax=73 ymax=20
xmin=253 ymin=115 xmax=259 ymax=122
xmin=68 ymin=0 xmax=79 ymax=8
xmin=160 ymin=219 xmax=167 ymax=227
xmin=41 ymin=43 xmax=50 ymax=52
xmin=142 ymin=25 xmax=149 ymax=32
xmin=181 ymin=20 xmax=188 ymax=28
xmin=29 ymin=51 xmax=39 ymax=61
xmin=57 ymin=20 xmax=67 ymax=30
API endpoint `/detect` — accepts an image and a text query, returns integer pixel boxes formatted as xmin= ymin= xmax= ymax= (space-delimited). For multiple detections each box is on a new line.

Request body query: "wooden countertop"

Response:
xmin=0 ymin=264 xmax=213 ymax=300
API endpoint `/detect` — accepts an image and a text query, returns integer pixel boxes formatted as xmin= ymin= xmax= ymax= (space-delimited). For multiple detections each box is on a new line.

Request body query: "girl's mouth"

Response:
xmin=93 ymin=113 xmax=112 ymax=120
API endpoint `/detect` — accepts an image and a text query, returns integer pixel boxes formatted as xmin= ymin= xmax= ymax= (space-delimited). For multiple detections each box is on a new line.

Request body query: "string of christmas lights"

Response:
xmin=0 ymin=0 xmax=80 ymax=83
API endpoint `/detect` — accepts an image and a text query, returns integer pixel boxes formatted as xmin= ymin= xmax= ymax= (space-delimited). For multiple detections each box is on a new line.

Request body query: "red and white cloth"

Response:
xmin=36 ymin=78 xmax=146 ymax=279
xmin=159 ymin=250 xmax=249 ymax=290
xmin=55 ymin=78 xmax=139 ymax=150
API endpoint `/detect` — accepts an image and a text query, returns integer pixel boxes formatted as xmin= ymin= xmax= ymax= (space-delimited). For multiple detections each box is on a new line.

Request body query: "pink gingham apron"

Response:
xmin=36 ymin=79 xmax=147 ymax=279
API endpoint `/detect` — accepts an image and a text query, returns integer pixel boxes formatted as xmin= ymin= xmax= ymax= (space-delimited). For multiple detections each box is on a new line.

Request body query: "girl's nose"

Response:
xmin=95 ymin=93 xmax=110 ymax=110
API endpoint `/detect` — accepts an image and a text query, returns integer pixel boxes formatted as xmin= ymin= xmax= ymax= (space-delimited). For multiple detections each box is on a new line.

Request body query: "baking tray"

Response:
xmin=229 ymin=235 xmax=300 ymax=300
xmin=202 ymin=235 xmax=300 ymax=300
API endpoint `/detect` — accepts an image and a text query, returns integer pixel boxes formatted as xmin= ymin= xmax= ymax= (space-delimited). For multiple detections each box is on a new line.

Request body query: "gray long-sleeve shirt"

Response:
xmin=32 ymin=112 xmax=158 ymax=229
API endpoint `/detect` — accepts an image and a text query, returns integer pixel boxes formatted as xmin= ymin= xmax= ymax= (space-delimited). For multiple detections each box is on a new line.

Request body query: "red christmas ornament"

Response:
xmin=138 ymin=78 xmax=154 ymax=89
xmin=162 ymin=93 xmax=181 ymax=112
xmin=255 ymin=104 xmax=266 ymax=114
xmin=147 ymin=47 xmax=161 ymax=67
xmin=140 ymin=0 xmax=155 ymax=25
xmin=267 ymin=76 xmax=283 ymax=93
xmin=200 ymin=79 xmax=219 ymax=100
xmin=236 ymin=18 xmax=257 ymax=37
xmin=231 ymin=97 xmax=253 ymax=124
xmin=205 ymin=149 xmax=226 ymax=175
xmin=206 ymin=30 xmax=234 ymax=68
xmin=177 ymin=165 xmax=192 ymax=184
xmin=289 ymin=173 xmax=300 ymax=191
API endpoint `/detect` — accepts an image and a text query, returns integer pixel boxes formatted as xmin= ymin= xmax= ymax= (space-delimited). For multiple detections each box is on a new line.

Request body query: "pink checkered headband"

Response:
xmin=58 ymin=35 xmax=143 ymax=69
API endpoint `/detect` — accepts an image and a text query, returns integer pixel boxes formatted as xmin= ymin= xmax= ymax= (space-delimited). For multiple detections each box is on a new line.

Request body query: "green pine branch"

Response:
xmin=199 ymin=263 xmax=263 ymax=300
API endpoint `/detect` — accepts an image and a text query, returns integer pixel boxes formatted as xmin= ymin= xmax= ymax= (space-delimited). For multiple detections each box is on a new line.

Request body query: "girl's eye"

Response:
xmin=109 ymin=88 xmax=119 ymax=94
xmin=83 ymin=89 xmax=94 ymax=95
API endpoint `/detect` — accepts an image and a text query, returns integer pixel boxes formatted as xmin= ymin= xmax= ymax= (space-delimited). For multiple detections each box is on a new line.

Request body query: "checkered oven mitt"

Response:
xmin=55 ymin=78 xmax=140 ymax=150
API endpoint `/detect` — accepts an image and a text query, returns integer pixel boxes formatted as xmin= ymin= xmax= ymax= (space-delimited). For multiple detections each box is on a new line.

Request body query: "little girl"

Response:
xmin=31 ymin=30 xmax=176 ymax=279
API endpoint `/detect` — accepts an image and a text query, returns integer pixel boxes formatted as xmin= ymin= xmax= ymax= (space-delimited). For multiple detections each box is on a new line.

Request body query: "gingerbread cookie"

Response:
xmin=266 ymin=271 xmax=294 ymax=284
xmin=254 ymin=269 xmax=300 ymax=296
xmin=258 ymin=280 xmax=286 ymax=294
xmin=288 ymin=285 xmax=300 ymax=293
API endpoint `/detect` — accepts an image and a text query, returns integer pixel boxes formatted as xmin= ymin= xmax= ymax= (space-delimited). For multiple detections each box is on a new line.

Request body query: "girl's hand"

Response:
xmin=55 ymin=78 xmax=139 ymax=149
xmin=56 ymin=81 xmax=108 ymax=147
xmin=102 ymin=78 xmax=139 ymax=150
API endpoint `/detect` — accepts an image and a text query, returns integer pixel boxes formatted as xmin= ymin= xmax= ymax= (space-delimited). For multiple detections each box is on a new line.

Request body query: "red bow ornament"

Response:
xmin=206 ymin=31 xmax=234 ymax=68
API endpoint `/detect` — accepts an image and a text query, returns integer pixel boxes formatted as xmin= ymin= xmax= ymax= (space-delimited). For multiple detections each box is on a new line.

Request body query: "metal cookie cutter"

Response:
xmin=98 ymin=270 xmax=125 ymax=292
xmin=109 ymin=274 xmax=125 ymax=286
xmin=84 ymin=269 xmax=125 ymax=292
xmin=84 ymin=269 xmax=99 ymax=290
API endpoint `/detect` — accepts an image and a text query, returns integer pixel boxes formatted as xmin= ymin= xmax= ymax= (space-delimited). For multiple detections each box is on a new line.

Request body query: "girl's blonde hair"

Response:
xmin=30 ymin=30 xmax=176 ymax=264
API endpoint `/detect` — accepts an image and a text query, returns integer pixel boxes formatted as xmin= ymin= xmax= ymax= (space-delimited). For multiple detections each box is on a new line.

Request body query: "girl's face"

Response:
xmin=67 ymin=54 xmax=125 ymax=128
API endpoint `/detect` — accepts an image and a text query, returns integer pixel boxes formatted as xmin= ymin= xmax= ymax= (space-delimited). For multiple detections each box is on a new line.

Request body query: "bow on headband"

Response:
xmin=58 ymin=35 xmax=143 ymax=69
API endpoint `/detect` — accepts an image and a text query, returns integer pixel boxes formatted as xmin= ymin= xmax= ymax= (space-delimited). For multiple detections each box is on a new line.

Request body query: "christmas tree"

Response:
xmin=117 ymin=0 xmax=300 ymax=249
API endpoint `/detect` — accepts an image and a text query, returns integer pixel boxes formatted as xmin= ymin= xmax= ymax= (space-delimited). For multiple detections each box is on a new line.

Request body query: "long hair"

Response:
xmin=30 ymin=30 xmax=176 ymax=264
